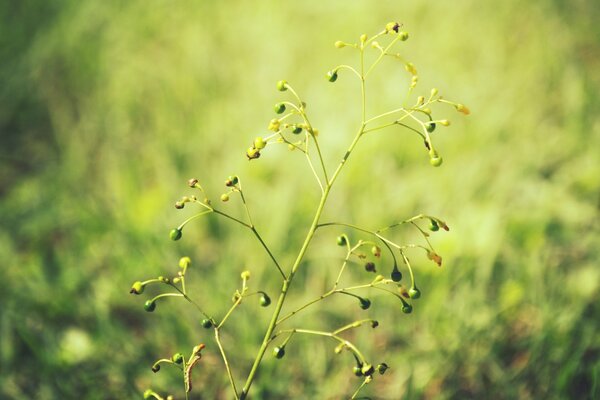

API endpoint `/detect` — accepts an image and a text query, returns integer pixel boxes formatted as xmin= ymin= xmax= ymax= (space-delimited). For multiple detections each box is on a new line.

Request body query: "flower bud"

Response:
xmin=220 ymin=193 xmax=230 ymax=202
xmin=130 ymin=281 xmax=145 ymax=295
xmin=353 ymin=365 xmax=363 ymax=376
xmin=246 ymin=147 xmax=261 ymax=160
xmin=179 ymin=256 xmax=191 ymax=269
xmin=273 ymin=346 xmax=285 ymax=359
xmin=398 ymin=31 xmax=409 ymax=41
xmin=334 ymin=40 xmax=346 ymax=48
xmin=336 ymin=235 xmax=347 ymax=246
xmin=455 ymin=103 xmax=471 ymax=115
xmin=431 ymin=88 xmax=439 ymax=96
xmin=371 ymin=246 xmax=381 ymax=258
xmin=254 ymin=136 xmax=267 ymax=150
xmin=429 ymin=150 xmax=443 ymax=167
xmin=422 ymin=107 xmax=431 ymax=115
xmin=188 ymin=178 xmax=199 ymax=188
xmin=405 ymin=63 xmax=417 ymax=75
xmin=360 ymin=34 xmax=367 ymax=43
xmin=276 ymin=80 xmax=288 ymax=91
xmin=268 ymin=118 xmax=281 ymax=131
xmin=201 ymin=319 xmax=213 ymax=329
xmin=292 ymin=125 xmax=303 ymax=134
xmin=144 ymin=300 xmax=156 ymax=312
xmin=170 ymin=228 xmax=182 ymax=241
xmin=425 ymin=122 xmax=436 ymax=133
xmin=402 ymin=303 xmax=413 ymax=314
xmin=241 ymin=270 xmax=251 ymax=280
xmin=439 ymin=119 xmax=450 ymax=126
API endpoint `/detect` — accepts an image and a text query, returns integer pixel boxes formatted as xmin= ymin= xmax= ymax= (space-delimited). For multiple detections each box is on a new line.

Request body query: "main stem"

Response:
xmin=239 ymin=46 xmax=367 ymax=400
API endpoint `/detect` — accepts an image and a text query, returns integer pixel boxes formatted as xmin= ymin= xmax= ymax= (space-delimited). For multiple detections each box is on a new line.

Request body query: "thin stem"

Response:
xmin=251 ymin=227 xmax=286 ymax=279
xmin=218 ymin=294 xmax=243 ymax=329
xmin=351 ymin=377 xmax=371 ymax=400
xmin=365 ymin=34 xmax=403 ymax=77
xmin=170 ymin=284 xmax=214 ymax=321
xmin=214 ymin=328 xmax=239 ymax=399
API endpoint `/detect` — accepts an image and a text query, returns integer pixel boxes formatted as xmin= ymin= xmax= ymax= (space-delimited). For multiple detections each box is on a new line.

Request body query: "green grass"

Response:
xmin=1 ymin=1 xmax=599 ymax=398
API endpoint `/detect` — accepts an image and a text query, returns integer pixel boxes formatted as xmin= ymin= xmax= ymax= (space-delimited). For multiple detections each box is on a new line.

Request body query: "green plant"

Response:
xmin=131 ymin=22 xmax=468 ymax=399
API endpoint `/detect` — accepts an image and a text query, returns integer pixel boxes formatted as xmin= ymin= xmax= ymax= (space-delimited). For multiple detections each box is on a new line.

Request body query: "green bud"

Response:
xmin=188 ymin=178 xmax=199 ymax=188
xmin=292 ymin=125 xmax=303 ymax=134
xmin=326 ymin=70 xmax=338 ymax=82
xmin=174 ymin=201 xmax=184 ymax=209
xmin=334 ymin=40 xmax=346 ymax=48
xmin=170 ymin=228 xmax=182 ymax=241
xmin=430 ymin=156 xmax=443 ymax=167
xmin=273 ymin=346 xmax=285 ymax=359
xmin=144 ymin=300 xmax=156 ymax=312
xmin=402 ymin=304 xmax=413 ymax=314
xmin=336 ymin=235 xmax=347 ymax=246
xmin=259 ymin=293 xmax=271 ymax=307
xmin=172 ymin=353 xmax=184 ymax=364
xmin=130 ymin=281 xmax=145 ymax=295
xmin=359 ymin=298 xmax=371 ymax=310
xmin=179 ymin=256 xmax=191 ymax=268
xmin=254 ymin=136 xmax=267 ymax=150
xmin=408 ymin=287 xmax=421 ymax=299
xmin=276 ymin=80 xmax=288 ymax=91
xmin=353 ymin=365 xmax=363 ymax=377
xmin=201 ymin=319 xmax=213 ymax=329
xmin=220 ymin=193 xmax=230 ymax=202
xmin=429 ymin=219 xmax=440 ymax=231
xmin=274 ymin=102 xmax=286 ymax=114
xmin=246 ymin=147 xmax=261 ymax=160
xmin=425 ymin=122 xmax=436 ymax=133
xmin=398 ymin=31 xmax=409 ymax=41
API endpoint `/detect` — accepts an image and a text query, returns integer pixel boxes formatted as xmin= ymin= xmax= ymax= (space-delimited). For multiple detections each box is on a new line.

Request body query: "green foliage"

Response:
xmin=0 ymin=1 xmax=599 ymax=399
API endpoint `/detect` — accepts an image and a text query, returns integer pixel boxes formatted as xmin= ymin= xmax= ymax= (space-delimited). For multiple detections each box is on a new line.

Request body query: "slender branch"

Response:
xmin=214 ymin=328 xmax=239 ymax=399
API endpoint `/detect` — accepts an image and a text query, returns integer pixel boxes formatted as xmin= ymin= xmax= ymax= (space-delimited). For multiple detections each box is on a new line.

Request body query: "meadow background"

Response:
xmin=1 ymin=1 xmax=599 ymax=399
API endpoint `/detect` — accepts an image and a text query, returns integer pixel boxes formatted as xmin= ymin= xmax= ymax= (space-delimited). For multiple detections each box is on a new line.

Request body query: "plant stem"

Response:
xmin=214 ymin=328 xmax=239 ymax=399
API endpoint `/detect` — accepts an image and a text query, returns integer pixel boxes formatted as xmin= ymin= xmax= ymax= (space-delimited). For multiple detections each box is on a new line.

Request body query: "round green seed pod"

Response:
xmin=144 ymin=300 xmax=156 ymax=312
xmin=172 ymin=353 xmax=184 ymax=364
xmin=336 ymin=236 xmax=347 ymax=246
xmin=430 ymin=156 xmax=443 ymax=167
xmin=425 ymin=122 xmax=436 ymax=133
xmin=292 ymin=126 xmax=303 ymax=134
xmin=276 ymin=80 xmax=288 ymax=91
xmin=359 ymin=298 xmax=371 ymax=310
xmin=220 ymin=193 xmax=230 ymax=202
xmin=402 ymin=304 xmax=413 ymax=314
xmin=353 ymin=365 xmax=363 ymax=377
xmin=273 ymin=346 xmax=285 ymax=359
xmin=170 ymin=228 xmax=182 ymax=241
xmin=391 ymin=268 xmax=402 ymax=282
xmin=326 ymin=70 xmax=338 ymax=82
xmin=408 ymin=287 xmax=421 ymax=299
xmin=254 ymin=136 xmax=267 ymax=150
xmin=399 ymin=31 xmax=409 ymax=41
xmin=274 ymin=103 xmax=286 ymax=114
xmin=429 ymin=220 xmax=440 ymax=231
xmin=259 ymin=293 xmax=271 ymax=307
xmin=201 ymin=319 xmax=213 ymax=329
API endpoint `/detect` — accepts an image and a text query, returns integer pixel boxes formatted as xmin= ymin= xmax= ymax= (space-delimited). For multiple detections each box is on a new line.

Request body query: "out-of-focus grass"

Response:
xmin=1 ymin=0 xmax=598 ymax=399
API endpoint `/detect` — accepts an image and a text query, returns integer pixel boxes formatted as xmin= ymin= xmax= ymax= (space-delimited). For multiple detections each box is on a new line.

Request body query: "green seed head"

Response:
xmin=353 ymin=365 xmax=363 ymax=377
xmin=170 ymin=228 xmax=182 ymax=241
xmin=274 ymin=102 xmax=286 ymax=114
xmin=130 ymin=281 xmax=145 ymax=295
xmin=172 ymin=353 xmax=184 ymax=364
xmin=336 ymin=235 xmax=347 ymax=246
xmin=201 ymin=319 xmax=213 ymax=329
xmin=144 ymin=300 xmax=156 ymax=312
xmin=359 ymin=298 xmax=371 ymax=310
xmin=334 ymin=40 xmax=346 ymax=48
xmin=292 ymin=125 xmax=303 ymax=134
xmin=220 ymin=193 xmax=230 ymax=202
xmin=402 ymin=303 xmax=413 ymax=314
xmin=430 ymin=156 xmax=443 ymax=167
xmin=276 ymin=80 xmax=288 ymax=91
xmin=408 ymin=287 xmax=421 ymax=299
xmin=429 ymin=219 xmax=440 ymax=231
xmin=425 ymin=122 xmax=436 ymax=133
xmin=326 ymin=70 xmax=338 ymax=82
xmin=399 ymin=31 xmax=409 ymax=41
xmin=259 ymin=293 xmax=271 ymax=307
xmin=273 ymin=346 xmax=285 ymax=359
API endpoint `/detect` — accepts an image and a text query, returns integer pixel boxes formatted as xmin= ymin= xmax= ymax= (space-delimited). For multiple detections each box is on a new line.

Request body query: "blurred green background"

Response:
xmin=1 ymin=0 xmax=599 ymax=399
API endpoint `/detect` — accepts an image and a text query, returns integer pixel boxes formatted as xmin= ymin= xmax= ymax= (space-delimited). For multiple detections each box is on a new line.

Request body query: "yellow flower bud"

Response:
xmin=334 ymin=41 xmax=346 ymax=48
